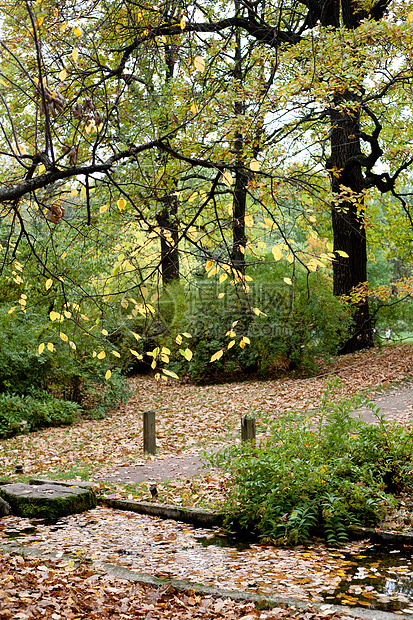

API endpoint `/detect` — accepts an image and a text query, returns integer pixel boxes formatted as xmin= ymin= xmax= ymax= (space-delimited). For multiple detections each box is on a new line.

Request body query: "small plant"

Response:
xmin=210 ymin=381 xmax=413 ymax=544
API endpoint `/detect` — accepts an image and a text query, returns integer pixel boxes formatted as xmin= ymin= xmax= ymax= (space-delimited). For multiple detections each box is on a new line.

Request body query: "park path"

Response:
xmin=96 ymin=382 xmax=413 ymax=486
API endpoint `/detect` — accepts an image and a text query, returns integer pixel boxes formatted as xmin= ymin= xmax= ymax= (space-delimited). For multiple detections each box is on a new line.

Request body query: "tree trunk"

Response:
xmin=231 ymin=136 xmax=249 ymax=274
xmin=320 ymin=1 xmax=373 ymax=354
xmin=156 ymin=194 xmax=180 ymax=285
xmin=328 ymin=93 xmax=373 ymax=353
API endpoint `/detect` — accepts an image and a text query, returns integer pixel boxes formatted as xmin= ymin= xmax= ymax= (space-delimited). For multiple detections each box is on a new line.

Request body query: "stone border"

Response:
xmin=99 ymin=497 xmax=223 ymax=527
xmin=0 ymin=541 xmax=406 ymax=620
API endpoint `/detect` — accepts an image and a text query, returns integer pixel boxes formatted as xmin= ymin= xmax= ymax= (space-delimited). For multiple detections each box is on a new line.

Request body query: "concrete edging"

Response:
xmin=99 ymin=497 xmax=223 ymax=527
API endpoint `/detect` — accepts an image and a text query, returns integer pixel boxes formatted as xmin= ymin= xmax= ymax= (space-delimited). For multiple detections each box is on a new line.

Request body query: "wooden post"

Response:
xmin=143 ymin=410 xmax=156 ymax=454
xmin=241 ymin=415 xmax=256 ymax=443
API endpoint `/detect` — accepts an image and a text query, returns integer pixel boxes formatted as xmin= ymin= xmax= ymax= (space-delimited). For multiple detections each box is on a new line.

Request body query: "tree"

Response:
xmin=1 ymin=0 xmax=413 ymax=364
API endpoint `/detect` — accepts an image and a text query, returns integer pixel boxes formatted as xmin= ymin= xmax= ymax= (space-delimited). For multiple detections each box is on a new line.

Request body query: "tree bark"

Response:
xmin=320 ymin=2 xmax=374 ymax=354
xmin=156 ymin=193 xmax=180 ymax=285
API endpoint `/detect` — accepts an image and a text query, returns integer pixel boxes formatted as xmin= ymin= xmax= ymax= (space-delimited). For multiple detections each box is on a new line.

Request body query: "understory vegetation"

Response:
xmin=212 ymin=381 xmax=413 ymax=544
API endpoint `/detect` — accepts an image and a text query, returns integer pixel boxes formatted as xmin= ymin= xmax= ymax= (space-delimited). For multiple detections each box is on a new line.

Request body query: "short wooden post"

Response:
xmin=143 ymin=410 xmax=156 ymax=454
xmin=241 ymin=415 xmax=256 ymax=443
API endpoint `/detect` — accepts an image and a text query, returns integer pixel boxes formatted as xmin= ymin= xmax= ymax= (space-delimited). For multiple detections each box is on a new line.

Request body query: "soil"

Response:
xmin=96 ymin=383 xmax=413 ymax=486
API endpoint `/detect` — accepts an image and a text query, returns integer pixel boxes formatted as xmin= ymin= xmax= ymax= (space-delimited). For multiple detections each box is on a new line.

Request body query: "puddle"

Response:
xmin=1 ymin=507 xmax=413 ymax=612
xmin=323 ymin=544 xmax=413 ymax=612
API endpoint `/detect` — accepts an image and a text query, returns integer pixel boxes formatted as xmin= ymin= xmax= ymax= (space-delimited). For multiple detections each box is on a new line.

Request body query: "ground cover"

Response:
xmin=0 ymin=547 xmax=382 ymax=620
xmin=1 ymin=344 xmax=413 ymax=617
xmin=1 ymin=344 xmax=413 ymax=485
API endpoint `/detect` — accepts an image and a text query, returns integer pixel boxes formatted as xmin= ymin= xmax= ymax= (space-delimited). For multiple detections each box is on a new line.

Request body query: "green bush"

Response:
xmin=0 ymin=390 xmax=82 ymax=438
xmin=167 ymin=258 xmax=351 ymax=382
xmin=0 ymin=304 xmax=129 ymax=418
xmin=210 ymin=382 xmax=413 ymax=544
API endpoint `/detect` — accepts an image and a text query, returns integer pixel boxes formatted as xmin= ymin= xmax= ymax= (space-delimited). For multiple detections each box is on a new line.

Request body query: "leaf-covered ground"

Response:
xmin=1 ymin=344 xmax=413 ymax=484
xmin=3 ymin=506 xmax=413 ymax=612
xmin=0 ymin=549 xmax=377 ymax=620
xmin=1 ymin=344 xmax=413 ymax=618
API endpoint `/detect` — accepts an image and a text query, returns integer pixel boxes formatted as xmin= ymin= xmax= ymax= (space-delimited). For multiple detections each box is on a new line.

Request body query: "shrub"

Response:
xmin=0 ymin=391 xmax=82 ymax=438
xmin=167 ymin=259 xmax=351 ymax=382
xmin=210 ymin=382 xmax=413 ymax=544
xmin=0 ymin=304 xmax=129 ymax=418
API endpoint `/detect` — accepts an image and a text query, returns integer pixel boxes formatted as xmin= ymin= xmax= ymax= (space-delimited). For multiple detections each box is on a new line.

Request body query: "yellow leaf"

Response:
xmin=69 ymin=341 xmax=76 ymax=350
xmin=272 ymin=245 xmax=283 ymax=261
xmin=210 ymin=349 xmax=224 ymax=362
xmin=180 ymin=17 xmax=186 ymax=30
xmin=161 ymin=35 xmax=167 ymax=43
xmin=131 ymin=331 xmax=141 ymax=340
xmin=182 ymin=332 xmax=192 ymax=338
xmin=38 ymin=164 xmax=46 ymax=174
xmin=283 ymin=277 xmax=293 ymax=285
xmin=97 ymin=351 xmax=106 ymax=359
xmin=336 ymin=250 xmax=349 ymax=257
xmin=59 ymin=68 xmax=67 ymax=82
xmin=205 ymin=260 xmax=213 ymax=271
xmin=117 ymin=198 xmax=126 ymax=210
xmin=184 ymin=347 xmax=193 ymax=361
xmin=207 ymin=266 xmax=219 ymax=277
xmin=244 ymin=214 xmax=254 ymax=228
xmin=121 ymin=298 xmax=128 ymax=309
xmin=249 ymin=159 xmax=260 ymax=171
xmin=73 ymin=26 xmax=82 ymax=37
xmin=105 ymin=370 xmax=112 ymax=380
xmin=130 ymin=349 xmax=143 ymax=359
xmin=162 ymin=368 xmax=179 ymax=379
xmin=219 ymin=273 xmax=228 ymax=283
xmin=99 ymin=205 xmax=109 ymax=214
xmin=60 ymin=332 xmax=68 ymax=342
xmin=228 ymin=340 xmax=235 ymax=349
xmin=112 ymin=350 xmax=121 ymax=358
xmin=176 ymin=334 xmax=183 ymax=345
xmin=194 ymin=55 xmax=205 ymax=72
xmin=72 ymin=47 xmax=79 ymax=61
xmin=239 ymin=339 xmax=245 ymax=349
xmin=286 ymin=253 xmax=294 ymax=263
xmin=217 ymin=292 xmax=225 ymax=299
xmin=101 ymin=328 xmax=108 ymax=336
xmin=47 ymin=342 xmax=54 ymax=352
xmin=92 ymin=351 xmax=97 ymax=357
xmin=243 ymin=336 xmax=250 ymax=344
xmin=8 ymin=307 xmax=17 ymax=314
xmin=222 ymin=171 xmax=233 ymax=187
xmin=50 ymin=311 xmax=60 ymax=321
xmin=38 ymin=343 xmax=45 ymax=354
xmin=190 ymin=103 xmax=199 ymax=114
xmin=408 ymin=12 xmax=413 ymax=23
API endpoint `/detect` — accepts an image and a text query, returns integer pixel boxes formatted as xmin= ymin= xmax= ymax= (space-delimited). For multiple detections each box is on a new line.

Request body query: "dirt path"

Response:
xmin=354 ymin=384 xmax=413 ymax=424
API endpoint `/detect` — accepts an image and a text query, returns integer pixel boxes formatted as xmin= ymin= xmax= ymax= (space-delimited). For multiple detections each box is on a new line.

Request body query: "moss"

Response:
xmin=0 ymin=483 xmax=97 ymax=519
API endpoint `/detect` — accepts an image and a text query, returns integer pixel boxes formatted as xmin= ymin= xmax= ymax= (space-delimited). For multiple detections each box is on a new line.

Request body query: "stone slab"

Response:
xmin=0 ymin=483 xmax=97 ymax=519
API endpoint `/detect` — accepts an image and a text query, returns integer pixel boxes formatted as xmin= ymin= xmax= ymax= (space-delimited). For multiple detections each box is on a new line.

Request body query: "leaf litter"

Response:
xmin=1 ymin=345 xmax=413 ymax=617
